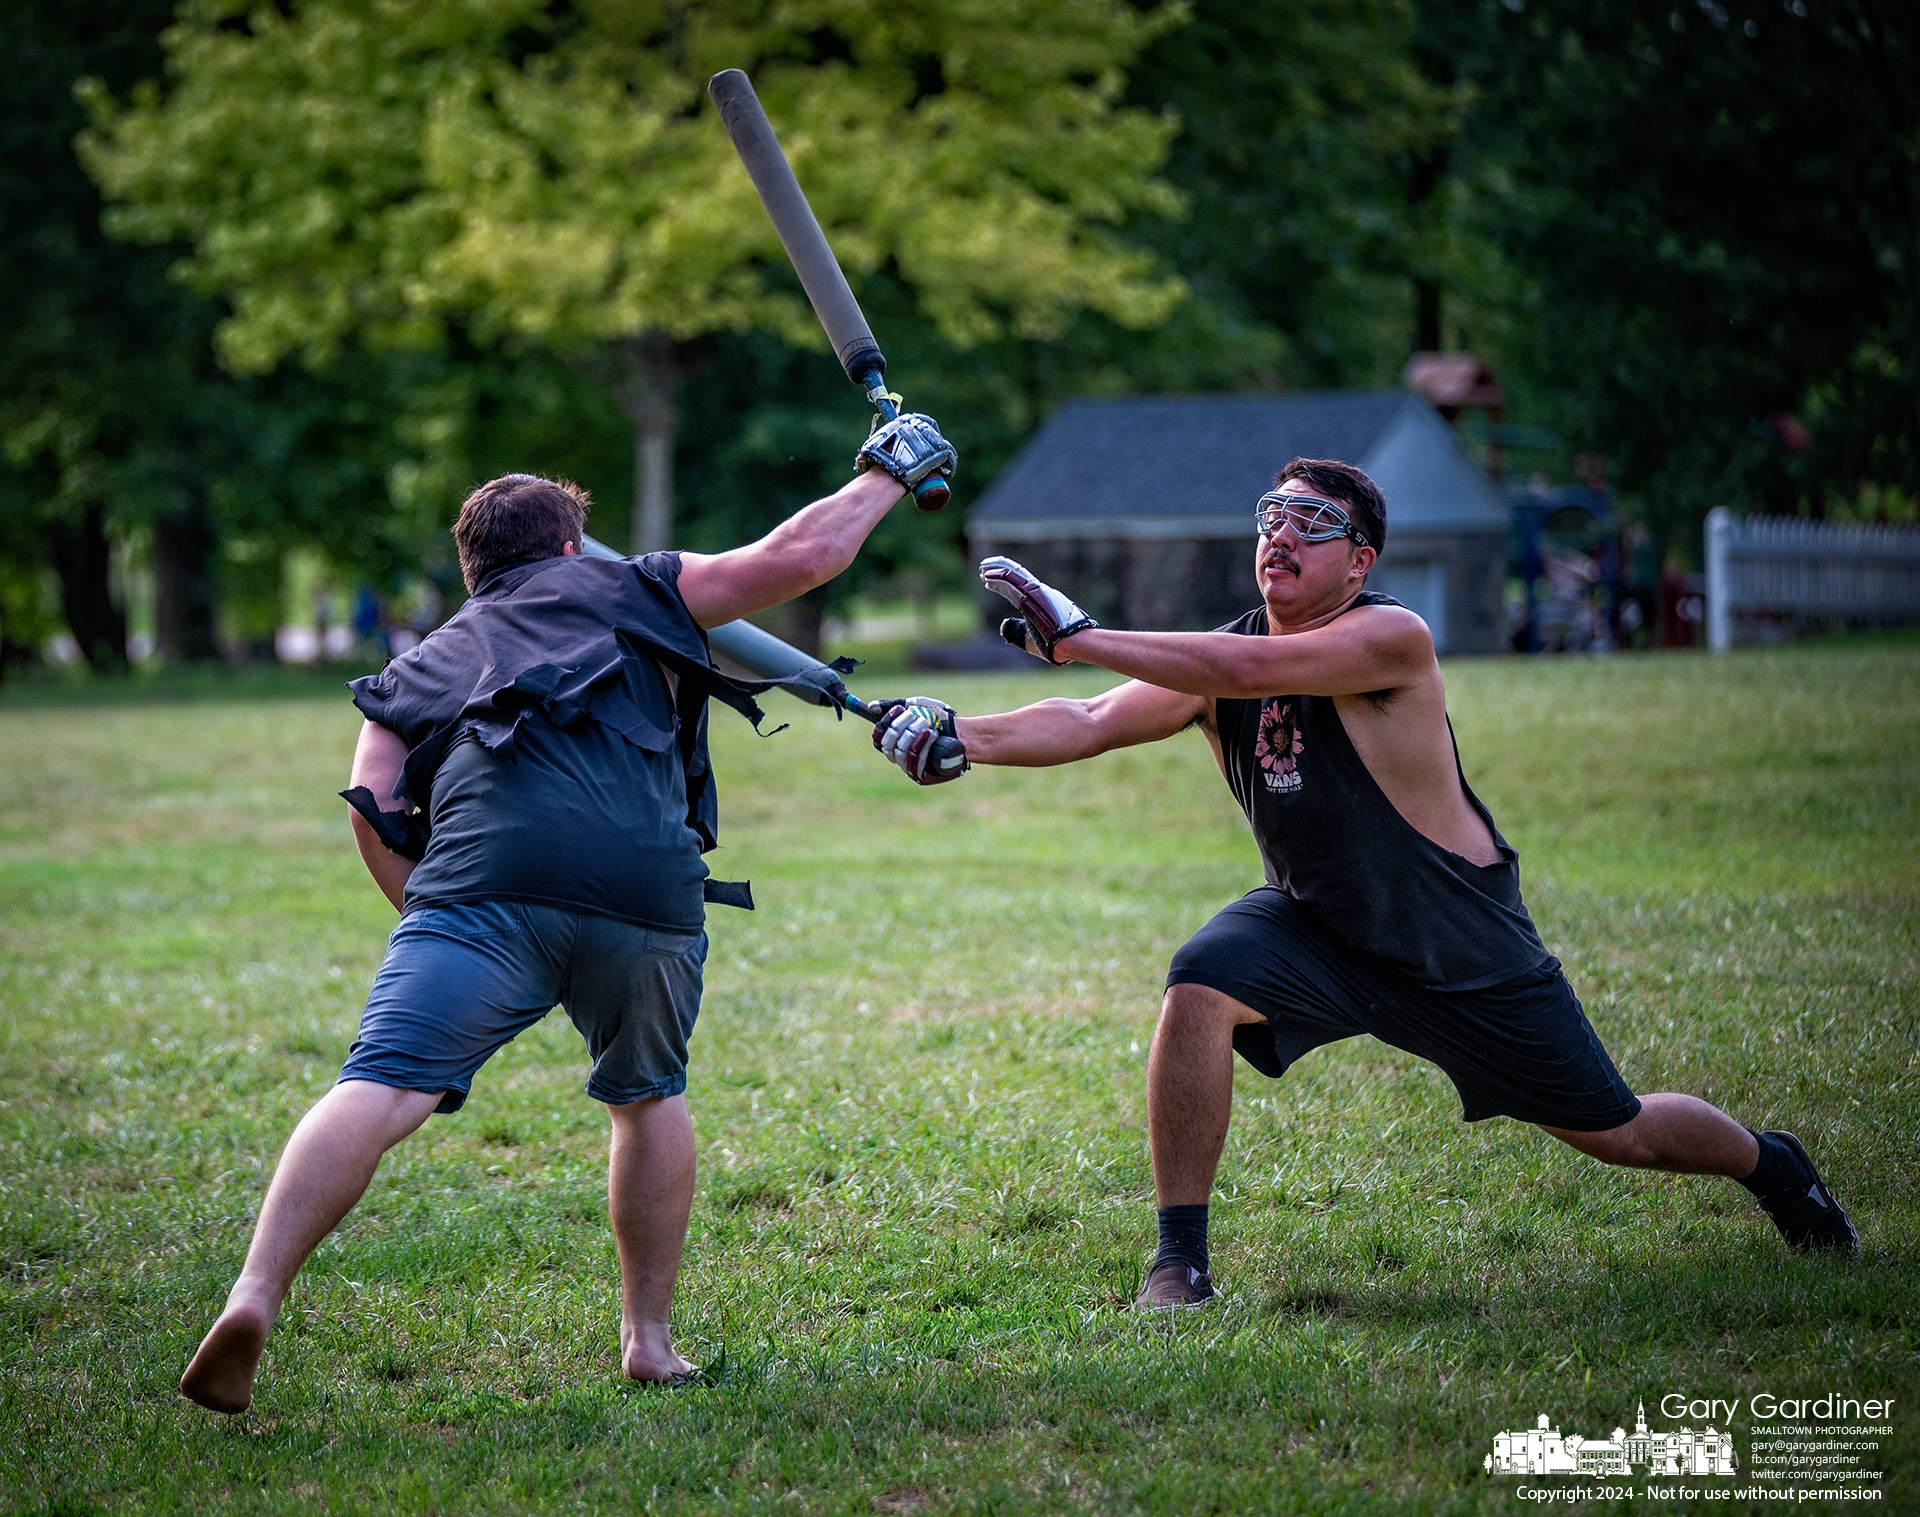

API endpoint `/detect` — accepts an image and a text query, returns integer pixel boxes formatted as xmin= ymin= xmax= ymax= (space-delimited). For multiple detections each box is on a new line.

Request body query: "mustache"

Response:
xmin=1265 ymin=548 xmax=1301 ymax=574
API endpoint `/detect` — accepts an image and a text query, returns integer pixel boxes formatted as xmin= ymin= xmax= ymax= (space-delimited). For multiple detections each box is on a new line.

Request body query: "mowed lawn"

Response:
xmin=0 ymin=643 xmax=1915 ymax=1515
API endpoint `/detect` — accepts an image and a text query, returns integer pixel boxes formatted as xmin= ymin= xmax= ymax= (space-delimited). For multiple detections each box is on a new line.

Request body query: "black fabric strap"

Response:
xmin=702 ymin=878 xmax=754 ymax=910
xmin=338 ymin=787 xmax=430 ymax=861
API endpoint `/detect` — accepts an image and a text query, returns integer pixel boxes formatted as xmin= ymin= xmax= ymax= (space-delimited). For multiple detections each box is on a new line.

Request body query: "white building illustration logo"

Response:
xmin=1486 ymin=1402 xmax=1736 ymax=1477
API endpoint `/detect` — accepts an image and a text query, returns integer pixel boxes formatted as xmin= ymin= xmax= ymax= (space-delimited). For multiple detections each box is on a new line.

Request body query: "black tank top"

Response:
xmin=1213 ymin=594 xmax=1550 ymax=990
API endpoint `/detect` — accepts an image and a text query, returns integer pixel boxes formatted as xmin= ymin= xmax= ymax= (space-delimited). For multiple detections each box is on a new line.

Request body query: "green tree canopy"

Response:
xmin=82 ymin=0 xmax=1188 ymax=552
xmin=1 ymin=0 xmax=406 ymax=670
xmin=1429 ymin=0 xmax=1920 ymax=545
xmin=1125 ymin=0 xmax=1463 ymax=387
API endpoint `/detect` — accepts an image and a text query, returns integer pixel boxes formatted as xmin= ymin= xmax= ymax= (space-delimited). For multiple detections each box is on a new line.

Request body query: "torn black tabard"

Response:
xmin=346 ymin=551 xmax=822 ymax=857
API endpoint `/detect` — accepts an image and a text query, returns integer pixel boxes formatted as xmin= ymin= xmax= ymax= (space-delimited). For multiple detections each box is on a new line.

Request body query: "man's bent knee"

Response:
xmin=321 ymin=1079 xmax=443 ymax=1150
xmin=1158 ymin=983 xmax=1265 ymax=1033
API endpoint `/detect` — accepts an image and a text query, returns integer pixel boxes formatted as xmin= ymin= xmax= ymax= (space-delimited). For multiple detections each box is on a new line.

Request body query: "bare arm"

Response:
xmin=1052 ymin=604 xmax=1433 ymax=700
xmin=673 ymin=471 xmax=904 ymax=628
xmin=348 ymin=720 xmax=415 ymax=912
xmin=957 ymin=679 xmax=1207 ymax=767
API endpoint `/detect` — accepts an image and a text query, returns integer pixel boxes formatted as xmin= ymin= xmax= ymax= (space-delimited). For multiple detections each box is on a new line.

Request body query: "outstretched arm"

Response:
xmin=958 ymin=679 xmax=1207 ymax=767
xmin=981 ymin=554 xmax=1431 ymax=698
xmin=1052 ymin=610 xmax=1431 ymax=700
xmin=347 ymin=721 xmax=415 ymax=912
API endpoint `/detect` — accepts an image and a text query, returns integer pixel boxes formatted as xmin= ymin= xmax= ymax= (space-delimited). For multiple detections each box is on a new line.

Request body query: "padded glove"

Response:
xmin=856 ymin=413 xmax=957 ymax=491
xmin=869 ymin=696 xmax=969 ymax=785
xmin=979 ymin=556 xmax=1097 ymax=664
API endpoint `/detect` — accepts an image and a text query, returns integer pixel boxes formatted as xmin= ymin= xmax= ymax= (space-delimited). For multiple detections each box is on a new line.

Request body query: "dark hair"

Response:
xmin=1276 ymin=457 xmax=1387 ymax=555
xmin=453 ymin=474 xmax=590 ymax=591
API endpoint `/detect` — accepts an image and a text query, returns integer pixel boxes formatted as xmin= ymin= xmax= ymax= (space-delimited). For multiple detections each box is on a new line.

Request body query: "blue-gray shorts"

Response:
xmin=339 ymin=902 xmax=706 ymax=1114
xmin=1167 ymin=887 xmax=1641 ymax=1132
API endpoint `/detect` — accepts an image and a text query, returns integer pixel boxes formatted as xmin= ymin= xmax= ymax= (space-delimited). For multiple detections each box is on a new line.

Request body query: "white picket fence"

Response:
xmin=1704 ymin=507 xmax=1920 ymax=652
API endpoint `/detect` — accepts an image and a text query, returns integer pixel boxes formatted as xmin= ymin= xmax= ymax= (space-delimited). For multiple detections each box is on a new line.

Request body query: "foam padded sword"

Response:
xmin=707 ymin=67 xmax=951 ymax=512
xmin=579 ymin=534 xmax=967 ymax=778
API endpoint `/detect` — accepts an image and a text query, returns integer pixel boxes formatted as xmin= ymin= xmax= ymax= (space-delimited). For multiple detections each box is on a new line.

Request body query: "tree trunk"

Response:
xmin=46 ymin=505 xmax=126 ymax=673
xmin=1407 ymin=139 xmax=1449 ymax=356
xmin=1412 ymin=277 xmax=1442 ymax=355
xmin=154 ymin=494 xmax=220 ymax=662
xmin=611 ymin=332 xmax=678 ymax=554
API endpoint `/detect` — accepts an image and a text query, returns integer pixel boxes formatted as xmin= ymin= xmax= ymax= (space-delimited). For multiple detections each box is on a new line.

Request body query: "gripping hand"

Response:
xmin=979 ymin=556 xmax=1097 ymax=664
xmin=870 ymin=696 xmax=969 ymax=785
xmin=856 ymin=413 xmax=957 ymax=502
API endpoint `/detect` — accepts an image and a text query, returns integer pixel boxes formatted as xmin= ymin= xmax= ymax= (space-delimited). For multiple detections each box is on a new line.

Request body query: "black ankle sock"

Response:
xmin=1737 ymin=1130 xmax=1805 ymax=1198
xmin=1154 ymin=1204 xmax=1210 ymax=1274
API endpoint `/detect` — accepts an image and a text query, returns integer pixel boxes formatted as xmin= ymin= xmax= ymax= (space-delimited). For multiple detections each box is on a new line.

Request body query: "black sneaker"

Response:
xmin=1134 ymin=1261 xmax=1216 ymax=1309
xmin=1755 ymin=1131 xmax=1860 ymax=1254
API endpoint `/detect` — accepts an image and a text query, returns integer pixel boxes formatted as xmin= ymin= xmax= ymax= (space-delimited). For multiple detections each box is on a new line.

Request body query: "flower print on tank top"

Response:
xmin=1255 ymin=698 xmax=1306 ymax=793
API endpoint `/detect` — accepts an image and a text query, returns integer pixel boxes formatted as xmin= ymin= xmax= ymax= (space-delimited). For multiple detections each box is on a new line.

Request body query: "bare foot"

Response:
xmin=621 ymin=1319 xmax=697 ymax=1383
xmin=180 ymin=1290 xmax=274 ymax=1413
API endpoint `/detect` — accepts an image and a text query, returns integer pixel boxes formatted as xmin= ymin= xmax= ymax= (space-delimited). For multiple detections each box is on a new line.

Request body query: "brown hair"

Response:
xmin=1276 ymin=457 xmax=1387 ymax=555
xmin=453 ymin=474 xmax=590 ymax=591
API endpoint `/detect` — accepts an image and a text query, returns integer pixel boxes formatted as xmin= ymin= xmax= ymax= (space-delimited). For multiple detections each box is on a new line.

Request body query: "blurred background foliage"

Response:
xmin=3 ymin=0 xmax=1915 ymax=673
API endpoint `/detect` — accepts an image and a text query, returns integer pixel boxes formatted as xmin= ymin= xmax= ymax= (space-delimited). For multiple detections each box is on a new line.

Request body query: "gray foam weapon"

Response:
xmin=578 ymin=535 xmax=965 ymax=775
xmin=707 ymin=67 xmax=950 ymax=513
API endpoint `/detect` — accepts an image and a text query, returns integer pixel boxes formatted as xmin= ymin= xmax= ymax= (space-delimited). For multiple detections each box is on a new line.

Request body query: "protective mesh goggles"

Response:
xmin=1255 ymin=490 xmax=1371 ymax=548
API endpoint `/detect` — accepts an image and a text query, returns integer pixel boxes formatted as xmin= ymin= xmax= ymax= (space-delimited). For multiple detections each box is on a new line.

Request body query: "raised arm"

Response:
xmin=674 ymin=471 xmax=903 ymax=628
xmin=674 ymin=413 xmax=956 ymax=628
xmin=346 ymin=720 xmax=415 ymax=912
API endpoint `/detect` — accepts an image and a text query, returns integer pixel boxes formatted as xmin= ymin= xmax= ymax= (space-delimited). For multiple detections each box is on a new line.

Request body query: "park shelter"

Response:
xmin=965 ymin=391 xmax=1511 ymax=654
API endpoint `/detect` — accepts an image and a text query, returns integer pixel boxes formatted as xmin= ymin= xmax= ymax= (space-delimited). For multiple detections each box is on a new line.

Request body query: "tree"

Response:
xmin=0 ymin=0 xmax=437 ymax=672
xmin=1436 ymin=0 xmax=1920 ymax=544
xmin=81 ymin=0 xmax=1188 ymax=553
xmin=1123 ymin=0 xmax=1464 ymax=388
xmin=1 ymin=0 xmax=179 ymax=670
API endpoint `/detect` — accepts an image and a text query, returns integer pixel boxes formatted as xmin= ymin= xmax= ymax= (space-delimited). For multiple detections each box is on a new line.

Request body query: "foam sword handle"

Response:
xmin=580 ymin=535 xmax=965 ymax=772
xmin=711 ymin=625 xmax=969 ymax=773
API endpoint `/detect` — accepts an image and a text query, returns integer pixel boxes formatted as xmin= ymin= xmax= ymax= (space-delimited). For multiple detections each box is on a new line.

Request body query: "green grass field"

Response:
xmin=2 ymin=644 xmax=1916 ymax=1514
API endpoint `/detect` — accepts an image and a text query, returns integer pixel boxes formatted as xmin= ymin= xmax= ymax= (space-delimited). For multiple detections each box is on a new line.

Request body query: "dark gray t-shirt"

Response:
xmin=399 ymin=648 xmax=708 ymax=930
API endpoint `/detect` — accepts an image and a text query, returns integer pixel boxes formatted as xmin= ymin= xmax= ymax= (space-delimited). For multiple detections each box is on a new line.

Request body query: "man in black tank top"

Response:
xmin=871 ymin=457 xmax=1857 ymax=1305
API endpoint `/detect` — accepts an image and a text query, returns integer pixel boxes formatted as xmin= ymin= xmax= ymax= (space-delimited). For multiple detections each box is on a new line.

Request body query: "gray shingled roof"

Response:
xmin=969 ymin=391 xmax=1411 ymax=528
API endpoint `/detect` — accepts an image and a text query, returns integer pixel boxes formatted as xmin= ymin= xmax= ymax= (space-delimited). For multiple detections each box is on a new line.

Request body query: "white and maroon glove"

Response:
xmin=979 ymin=556 xmax=1097 ymax=664
xmin=869 ymin=697 xmax=969 ymax=785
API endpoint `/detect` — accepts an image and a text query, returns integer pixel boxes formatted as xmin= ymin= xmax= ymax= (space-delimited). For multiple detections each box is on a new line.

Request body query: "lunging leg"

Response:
xmin=1138 ymin=984 xmax=1268 ymax=1307
xmin=1147 ymin=983 xmax=1267 ymax=1206
xmin=1540 ymin=1092 xmax=1758 ymax=1175
xmin=1542 ymin=1093 xmax=1858 ymax=1252
xmin=181 ymin=1078 xmax=441 ymax=1412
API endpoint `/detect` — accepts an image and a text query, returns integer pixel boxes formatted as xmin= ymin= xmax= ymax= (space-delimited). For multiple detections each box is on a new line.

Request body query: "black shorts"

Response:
xmin=1166 ymin=887 xmax=1641 ymax=1132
